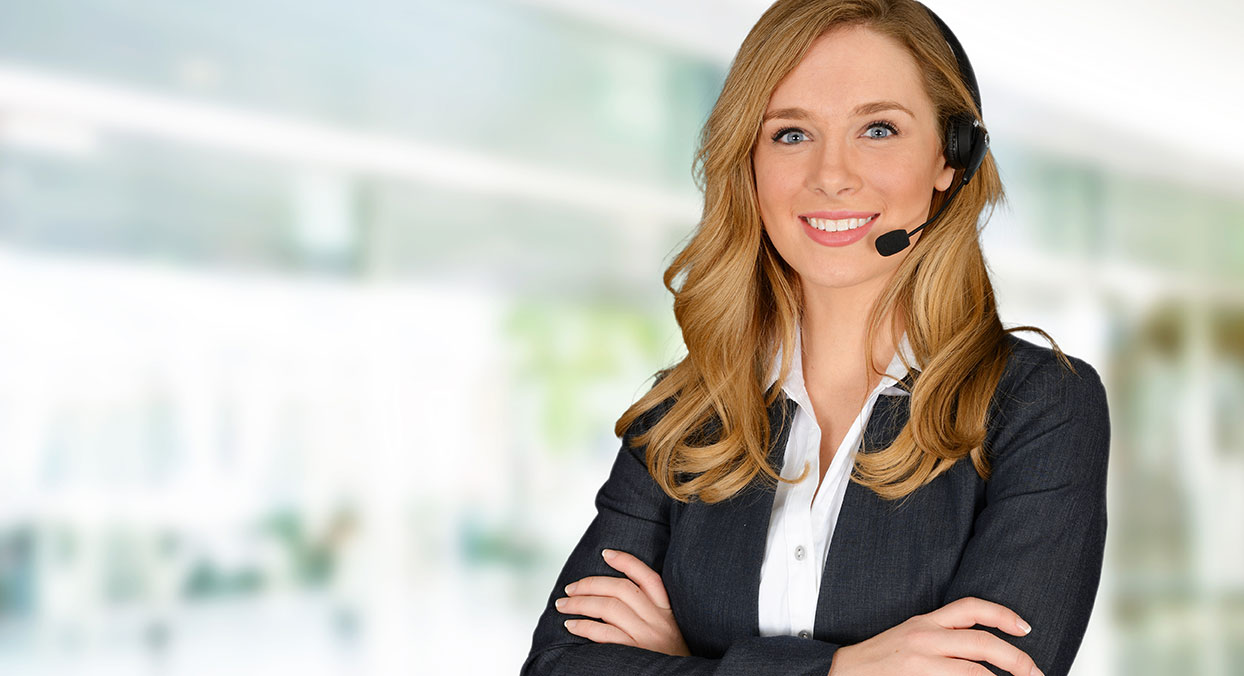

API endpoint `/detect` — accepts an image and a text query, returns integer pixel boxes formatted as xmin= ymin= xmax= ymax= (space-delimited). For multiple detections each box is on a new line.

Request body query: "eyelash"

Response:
xmin=770 ymin=119 xmax=901 ymax=144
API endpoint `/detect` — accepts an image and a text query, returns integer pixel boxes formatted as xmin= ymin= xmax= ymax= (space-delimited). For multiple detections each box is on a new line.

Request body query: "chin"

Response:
xmin=795 ymin=257 xmax=902 ymax=293
xmin=800 ymin=270 xmax=884 ymax=291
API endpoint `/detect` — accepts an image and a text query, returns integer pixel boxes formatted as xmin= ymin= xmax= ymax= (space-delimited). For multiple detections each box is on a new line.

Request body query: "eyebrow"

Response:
xmin=762 ymin=100 xmax=916 ymax=123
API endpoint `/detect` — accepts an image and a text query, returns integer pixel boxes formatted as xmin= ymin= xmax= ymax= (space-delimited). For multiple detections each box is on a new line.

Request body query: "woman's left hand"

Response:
xmin=555 ymin=548 xmax=691 ymax=657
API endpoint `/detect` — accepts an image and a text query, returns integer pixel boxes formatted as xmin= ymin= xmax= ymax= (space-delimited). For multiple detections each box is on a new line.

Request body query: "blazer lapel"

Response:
xmin=813 ymin=390 xmax=912 ymax=640
xmin=721 ymin=395 xmax=798 ymax=637
xmin=664 ymin=394 xmax=799 ymax=655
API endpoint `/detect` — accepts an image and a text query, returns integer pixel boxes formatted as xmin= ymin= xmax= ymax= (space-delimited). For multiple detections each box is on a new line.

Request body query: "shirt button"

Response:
xmin=793 ymin=545 xmax=806 ymax=561
xmin=798 ymin=630 xmax=812 ymax=639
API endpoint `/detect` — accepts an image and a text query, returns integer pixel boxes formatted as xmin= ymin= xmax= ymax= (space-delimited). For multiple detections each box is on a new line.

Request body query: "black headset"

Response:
xmin=874 ymin=1 xmax=990 ymax=257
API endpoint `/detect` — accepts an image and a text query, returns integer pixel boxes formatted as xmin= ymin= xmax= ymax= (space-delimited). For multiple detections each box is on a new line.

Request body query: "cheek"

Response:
xmin=754 ymin=168 xmax=791 ymax=251
xmin=753 ymin=166 xmax=777 ymax=214
xmin=753 ymin=155 xmax=798 ymax=209
xmin=866 ymin=158 xmax=932 ymax=205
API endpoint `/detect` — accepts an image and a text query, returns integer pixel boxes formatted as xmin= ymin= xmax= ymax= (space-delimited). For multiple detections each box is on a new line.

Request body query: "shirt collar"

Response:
xmin=766 ymin=327 xmax=919 ymax=399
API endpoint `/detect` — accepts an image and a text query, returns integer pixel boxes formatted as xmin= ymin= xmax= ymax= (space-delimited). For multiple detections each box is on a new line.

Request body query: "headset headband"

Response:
xmin=914 ymin=2 xmax=982 ymax=116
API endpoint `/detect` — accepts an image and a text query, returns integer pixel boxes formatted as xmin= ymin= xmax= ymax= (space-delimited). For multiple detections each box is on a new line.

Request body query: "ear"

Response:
xmin=934 ymin=156 xmax=956 ymax=192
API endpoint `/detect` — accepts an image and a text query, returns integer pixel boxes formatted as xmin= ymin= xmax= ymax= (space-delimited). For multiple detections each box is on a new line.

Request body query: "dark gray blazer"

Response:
xmin=522 ymin=335 xmax=1110 ymax=676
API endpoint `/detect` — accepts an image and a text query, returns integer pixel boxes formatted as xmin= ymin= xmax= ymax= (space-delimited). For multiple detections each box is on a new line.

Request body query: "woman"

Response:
xmin=522 ymin=1 xmax=1109 ymax=675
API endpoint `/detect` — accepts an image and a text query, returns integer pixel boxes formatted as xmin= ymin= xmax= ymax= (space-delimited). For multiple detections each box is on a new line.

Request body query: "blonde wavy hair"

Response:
xmin=615 ymin=0 xmax=1066 ymax=503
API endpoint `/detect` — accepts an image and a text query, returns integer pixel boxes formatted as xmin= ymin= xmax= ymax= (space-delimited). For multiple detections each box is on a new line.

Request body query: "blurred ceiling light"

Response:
xmin=0 ymin=64 xmax=698 ymax=226
xmin=0 ymin=112 xmax=99 ymax=157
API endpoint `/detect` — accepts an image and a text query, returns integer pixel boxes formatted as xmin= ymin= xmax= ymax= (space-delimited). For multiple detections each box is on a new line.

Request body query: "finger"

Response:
xmin=566 ymin=575 xmax=648 ymax=610
xmin=601 ymin=549 xmax=672 ymax=610
xmin=564 ymin=577 xmax=676 ymax=642
xmin=563 ymin=618 xmax=638 ymax=648
xmin=567 ymin=574 xmax=665 ymax=626
xmin=928 ymin=597 xmax=1032 ymax=637
xmin=556 ymin=594 xmax=646 ymax=640
xmin=934 ymin=630 xmax=1039 ymax=676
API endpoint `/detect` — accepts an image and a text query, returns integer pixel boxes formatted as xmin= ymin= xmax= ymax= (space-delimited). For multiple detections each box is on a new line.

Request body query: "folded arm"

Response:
xmin=940 ymin=353 xmax=1111 ymax=676
xmin=521 ymin=402 xmax=841 ymax=676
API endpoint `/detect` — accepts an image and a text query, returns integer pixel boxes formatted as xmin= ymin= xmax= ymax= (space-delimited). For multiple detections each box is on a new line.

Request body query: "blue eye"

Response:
xmin=771 ymin=127 xmax=807 ymax=145
xmin=865 ymin=120 xmax=899 ymax=139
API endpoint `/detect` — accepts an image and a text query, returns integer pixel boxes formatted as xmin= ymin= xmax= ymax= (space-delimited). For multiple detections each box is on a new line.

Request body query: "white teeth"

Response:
xmin=805 ymin=216 xmax=874 ymax=232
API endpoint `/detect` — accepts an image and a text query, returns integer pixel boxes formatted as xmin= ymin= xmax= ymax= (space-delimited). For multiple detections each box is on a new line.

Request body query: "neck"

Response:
xmin=799 ymin=276 xmax=903 ymax=389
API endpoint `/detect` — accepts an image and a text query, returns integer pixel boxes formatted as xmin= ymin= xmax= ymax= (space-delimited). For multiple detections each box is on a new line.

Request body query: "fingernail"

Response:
xmin=602 ymin=549 xmax=617 ymax=560
xmin=1017 ymin=618 xmax=1032 ymax=635
xmin=564 ymin=583 xmax=577 ymax=595
xmin=555 ymin=598 xmax=567 ymax=610
xmin=564 ymin=620 xmax=578 ymax=631
xmin=1030 ymin=666 xmax=1044 ymax=676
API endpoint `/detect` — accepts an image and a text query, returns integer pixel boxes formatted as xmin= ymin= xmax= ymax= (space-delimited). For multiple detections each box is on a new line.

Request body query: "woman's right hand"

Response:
xmin=826 ymin=597 xmax=1042 ymax=676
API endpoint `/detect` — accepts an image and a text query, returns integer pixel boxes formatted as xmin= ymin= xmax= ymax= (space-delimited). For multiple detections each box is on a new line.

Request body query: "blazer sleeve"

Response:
xmin=940 ymin=351 xmax=1110 ymax=676
xmin=521 ymin=400 xmax=842 ymax=676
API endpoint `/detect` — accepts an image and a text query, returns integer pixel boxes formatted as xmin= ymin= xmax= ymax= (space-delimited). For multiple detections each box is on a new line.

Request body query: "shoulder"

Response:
xmin=622 ymin=394 xmax=678 ymax=445
xmin=618 ymin=370 xmax=680 ymax=453
xmin=995 ymin=333 xmax=1106 ymax=409
xmin=987 ymin=333 xmax=1111 ymax=472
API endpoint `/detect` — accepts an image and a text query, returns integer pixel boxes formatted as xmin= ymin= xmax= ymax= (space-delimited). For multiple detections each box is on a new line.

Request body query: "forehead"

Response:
xmin=766 ymin=26 xmax=932 ymax=117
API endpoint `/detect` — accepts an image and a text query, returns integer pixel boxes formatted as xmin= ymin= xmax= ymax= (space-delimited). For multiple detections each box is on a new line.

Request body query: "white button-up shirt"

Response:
xmin=757 ymin=329 xmax=918 ymax=638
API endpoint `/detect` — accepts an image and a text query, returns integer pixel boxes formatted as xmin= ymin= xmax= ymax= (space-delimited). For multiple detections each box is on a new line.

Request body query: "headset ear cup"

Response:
xmin=943 ymin=114 xmax=989 ymax=182
xmin=943 ymin=114 xmax=971 ymax=169
xmin=962 ymin=120 xmax=988 ymax=183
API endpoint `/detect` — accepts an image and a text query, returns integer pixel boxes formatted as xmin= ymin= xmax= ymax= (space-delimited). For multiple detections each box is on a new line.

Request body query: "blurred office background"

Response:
xmin=0 ymin=0 xmax=1241 ymax=674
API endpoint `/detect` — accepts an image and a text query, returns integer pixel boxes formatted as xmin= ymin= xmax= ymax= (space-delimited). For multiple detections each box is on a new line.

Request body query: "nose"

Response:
xmin=804 ymin=136 xmax=863 ymax=196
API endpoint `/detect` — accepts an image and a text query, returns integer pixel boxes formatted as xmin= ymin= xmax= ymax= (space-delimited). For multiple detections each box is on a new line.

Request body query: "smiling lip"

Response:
xmin=800 ymin=210 xmax=878 ymax=220
xmin=799 ymin=212 xmax=880 ymax=247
